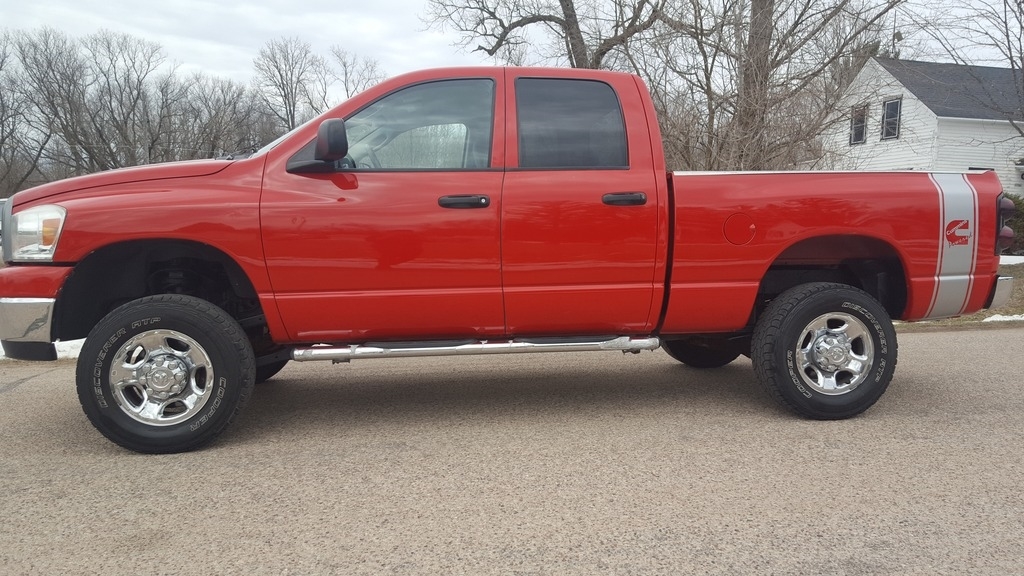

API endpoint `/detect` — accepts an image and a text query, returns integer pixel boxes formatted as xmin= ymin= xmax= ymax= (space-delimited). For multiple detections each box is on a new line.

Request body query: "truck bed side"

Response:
xmin=661 ymin=170 xmax=1005 ymax=334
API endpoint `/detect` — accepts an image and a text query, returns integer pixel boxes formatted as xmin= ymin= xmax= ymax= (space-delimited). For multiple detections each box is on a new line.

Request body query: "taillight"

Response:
xmin=997 ymin=194 xmax=1016 ymax=254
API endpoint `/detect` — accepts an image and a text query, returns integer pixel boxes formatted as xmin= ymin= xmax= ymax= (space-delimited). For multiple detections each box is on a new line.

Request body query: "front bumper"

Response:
xmin=0 ymin=265 xmax=72 ymax=361
xmin=0 ymin=298 xmax=58 ymax=360
xmin=0 ymin=297 xmax=56 ymax=341
xmin=987 ymin=276 xmax=1014 ymax=310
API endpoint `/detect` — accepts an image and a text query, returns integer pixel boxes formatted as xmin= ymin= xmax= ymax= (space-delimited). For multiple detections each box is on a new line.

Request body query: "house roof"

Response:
xmin=874 ymin=57 xmax=1024 ymax=121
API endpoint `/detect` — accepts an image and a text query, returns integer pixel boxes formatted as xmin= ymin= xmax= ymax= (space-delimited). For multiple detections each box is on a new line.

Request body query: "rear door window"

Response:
xmin=515 ymin=78 xmax=628 ymax=169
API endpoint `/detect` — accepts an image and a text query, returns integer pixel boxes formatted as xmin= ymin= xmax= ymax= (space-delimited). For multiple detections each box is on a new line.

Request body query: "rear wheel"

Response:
xmin=76 ymin=295 xmax=255 ymax=453
xmin=752 ymin=282 xmax=897 ymax=420
xmin=662 ymin=339 xmax=740 ymax=368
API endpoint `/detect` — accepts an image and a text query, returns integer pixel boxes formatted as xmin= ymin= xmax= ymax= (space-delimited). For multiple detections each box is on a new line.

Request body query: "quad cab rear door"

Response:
xmin=500 ymin=69 xmax=663 ymax=336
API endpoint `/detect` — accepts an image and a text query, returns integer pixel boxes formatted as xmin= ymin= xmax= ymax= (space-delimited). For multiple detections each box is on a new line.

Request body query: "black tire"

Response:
xmin=255 ymin=359 xmax=289 ymax=384
xmin=662 ymin=340 xmax=740 ymax=368
xmin=752 ymin=282 xmax=898 ymax=420
xmin=75 ymin=295 xmax=255 ymax=453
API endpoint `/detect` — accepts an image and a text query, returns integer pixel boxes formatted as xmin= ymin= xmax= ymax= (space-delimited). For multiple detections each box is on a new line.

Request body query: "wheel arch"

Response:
xmin=55 ymin=239 xmax=264 ymax=342
xmin=757 ymin=234 xmax=909 ymax=321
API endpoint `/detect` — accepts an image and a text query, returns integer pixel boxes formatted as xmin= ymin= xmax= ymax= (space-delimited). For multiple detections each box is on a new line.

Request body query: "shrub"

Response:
xmin=1006 ymin=193 xmax=1024 ymax=255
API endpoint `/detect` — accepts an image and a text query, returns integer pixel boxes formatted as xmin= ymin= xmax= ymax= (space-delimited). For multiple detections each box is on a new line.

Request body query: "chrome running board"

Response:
xmin=291 ymin=336 xmax=661 ymax=362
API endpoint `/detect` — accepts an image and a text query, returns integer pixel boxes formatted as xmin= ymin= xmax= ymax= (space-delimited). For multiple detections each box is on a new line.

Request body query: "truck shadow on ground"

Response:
xmin=231 ymin=356 xmax=782 ymax=444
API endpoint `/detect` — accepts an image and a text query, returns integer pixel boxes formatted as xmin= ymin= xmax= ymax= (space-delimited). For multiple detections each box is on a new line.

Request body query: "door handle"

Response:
xmin=438 ymin=195 xmax=491 ymax=209
xmin=602 ymin=192 xmax=647 ymax=206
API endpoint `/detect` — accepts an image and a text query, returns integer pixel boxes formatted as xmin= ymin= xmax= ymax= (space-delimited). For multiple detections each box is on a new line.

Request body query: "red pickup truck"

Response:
xmin=0 ymin=67 xmax=1016 ymax=453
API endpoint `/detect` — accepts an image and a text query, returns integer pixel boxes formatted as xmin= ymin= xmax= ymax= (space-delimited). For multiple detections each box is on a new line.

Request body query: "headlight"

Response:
xmin=9 ymin=204 xmax=67 ymax=262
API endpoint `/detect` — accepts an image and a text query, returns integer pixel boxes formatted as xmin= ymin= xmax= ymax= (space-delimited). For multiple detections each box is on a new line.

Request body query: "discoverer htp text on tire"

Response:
xmin=752 ymin=282 xmax=898 ymax=420
xmin=75 ymin=295 xmax=255 ymax=453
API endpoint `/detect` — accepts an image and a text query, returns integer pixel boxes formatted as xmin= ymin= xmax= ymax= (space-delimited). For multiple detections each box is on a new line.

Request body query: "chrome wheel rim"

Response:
xmin=108 ymin=329 xmax=214 ymax=426
xmin=795 ymin=312 xmax=873 ymax=396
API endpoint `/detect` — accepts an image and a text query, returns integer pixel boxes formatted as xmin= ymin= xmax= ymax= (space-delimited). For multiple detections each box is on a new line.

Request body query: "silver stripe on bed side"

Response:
xmin=927 ymin=173 xmax=979 ymax=318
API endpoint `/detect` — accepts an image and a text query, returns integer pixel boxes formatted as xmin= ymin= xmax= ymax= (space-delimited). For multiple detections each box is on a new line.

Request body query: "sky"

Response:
xmin=0 ymin=0 xmax=493 ymax=82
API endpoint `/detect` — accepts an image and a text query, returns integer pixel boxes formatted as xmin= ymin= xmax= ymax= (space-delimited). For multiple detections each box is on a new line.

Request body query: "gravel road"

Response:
xmin=1 ymin=327 xmax=1022 ymax=575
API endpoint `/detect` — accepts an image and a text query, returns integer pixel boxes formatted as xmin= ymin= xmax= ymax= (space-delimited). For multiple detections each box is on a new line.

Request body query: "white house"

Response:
xmin=821 ymin=57 xmax=1024 ymax=196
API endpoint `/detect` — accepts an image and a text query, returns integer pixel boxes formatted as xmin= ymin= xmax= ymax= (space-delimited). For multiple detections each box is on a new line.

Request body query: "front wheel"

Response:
xmin=76 ymin=295 xmax=255 ymax=453
xmin=752 ymin=283 xmax=898 ymax=420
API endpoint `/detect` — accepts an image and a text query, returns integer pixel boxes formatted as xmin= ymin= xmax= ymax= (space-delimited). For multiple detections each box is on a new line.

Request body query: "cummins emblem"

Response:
xmin=945 ymin=219 xmax=971 ymax=247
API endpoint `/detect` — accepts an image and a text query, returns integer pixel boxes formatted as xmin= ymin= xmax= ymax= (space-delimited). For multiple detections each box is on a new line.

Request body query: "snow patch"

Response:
xmin=55 ymin=340 xmax=84 ymax=359
xmin=983 ymin=314 xmax=1024 ymax=322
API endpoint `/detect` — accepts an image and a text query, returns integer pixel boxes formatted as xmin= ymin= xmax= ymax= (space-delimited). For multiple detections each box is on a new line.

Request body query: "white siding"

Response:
xmin=934 ymin=117 xmax=1024 ymax=196
xmin=820 ymin=60 xmax=938 ymax=171
xmin=821 ymin=58 xmax=1024 ymax=197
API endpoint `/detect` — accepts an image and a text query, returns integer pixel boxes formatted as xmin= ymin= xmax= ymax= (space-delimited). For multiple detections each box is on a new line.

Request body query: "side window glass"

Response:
xmin=515 ymin=78 xmax=628 ymax=169
xmin=374 ymin=124 xmax=469 ymax=169
xmin=344 ymin=79 xmax=494 ymax=170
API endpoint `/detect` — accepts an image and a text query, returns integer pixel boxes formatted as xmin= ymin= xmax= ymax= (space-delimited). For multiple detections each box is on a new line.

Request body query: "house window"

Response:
xmin=849 ymin=105 xmax=867 ymax=145
xmin=881 ymin=98 xmax=902 ymax=140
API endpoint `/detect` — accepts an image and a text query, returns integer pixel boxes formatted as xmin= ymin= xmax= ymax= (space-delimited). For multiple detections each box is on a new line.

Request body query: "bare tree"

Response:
xmin=425 ymin=0 xmax=901 ymax=169
xmin=1 ymin=27 xmax=391 ymax=195
xmin=7 ymin=27 xmax=283 ymax=187
xmin=0 ymin=31 xmax=46 ymax=197
xmin=646 ymin=0 xmax=903 ymax=170
xmin=331 ymin=48 xmax=387 ymax=98
xmin=14 ymin=28 xmax=94 ymax=175
xmin=252 ymin=37 xmax=332 ymax=130
xmin=169 ymin=74 xmax=262 ymax=159
xmin=13 ymin=28 xmax=180 ymax=175
xmin=424 ymin=0 xmax=665 ymax=69
xmin=81 ymin=31 xmax=167 ymax=167
xmin=140 ymin=70 xmax=193 ymax=163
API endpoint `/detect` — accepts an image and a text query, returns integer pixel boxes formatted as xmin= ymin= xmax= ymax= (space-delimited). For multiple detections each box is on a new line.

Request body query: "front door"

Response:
xmin=261 ymin=77 xmax=506 ymax=342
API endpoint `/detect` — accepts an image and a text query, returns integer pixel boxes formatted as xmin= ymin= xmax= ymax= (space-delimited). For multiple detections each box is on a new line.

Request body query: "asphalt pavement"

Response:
xmin=1 ymin=327 xmax=1022 ymax=575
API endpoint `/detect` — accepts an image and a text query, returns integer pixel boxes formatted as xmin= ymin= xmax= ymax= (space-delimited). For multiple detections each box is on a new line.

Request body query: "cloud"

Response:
xmin=1 ymin=0 xmax=491 ymax=83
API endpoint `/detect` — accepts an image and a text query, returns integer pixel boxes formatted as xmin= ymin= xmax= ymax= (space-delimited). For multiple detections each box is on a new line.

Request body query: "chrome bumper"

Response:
xmin=0 ymin=297 xmax=56 ymax=342
xmin=1 ymin=297 xmax=58 ymax=360
xmin=988 ymin=276 xmax=1014 ymax=310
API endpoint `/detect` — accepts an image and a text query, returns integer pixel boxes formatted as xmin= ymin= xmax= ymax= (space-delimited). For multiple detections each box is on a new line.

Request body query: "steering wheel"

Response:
xmin=356 ymin=149 xmax=381 ymax=170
